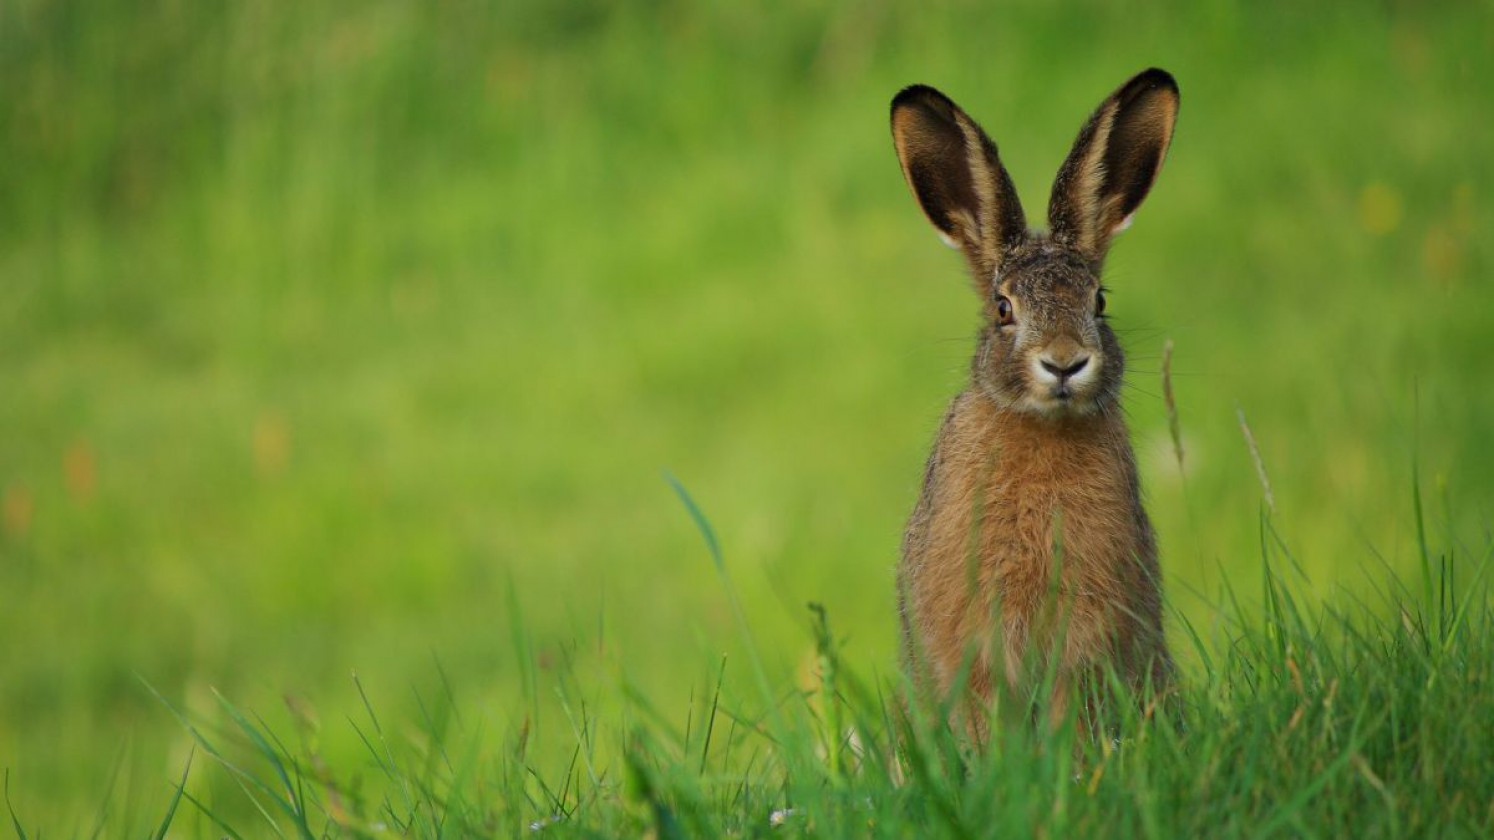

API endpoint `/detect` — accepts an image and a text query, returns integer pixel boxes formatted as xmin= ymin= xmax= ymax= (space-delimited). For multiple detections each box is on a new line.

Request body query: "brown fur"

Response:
xmin=890 ymin=70 xmax=1181 ymax=736
xmin=898 ymin=390 xmax=1168 ymax=734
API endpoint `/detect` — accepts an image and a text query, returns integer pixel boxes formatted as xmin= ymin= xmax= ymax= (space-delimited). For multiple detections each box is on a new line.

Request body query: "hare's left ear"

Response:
xmin=891 ymin=85 xmax=1027 ymax=284
xmin=1048 ymin=68 xmax=1179 ymax=260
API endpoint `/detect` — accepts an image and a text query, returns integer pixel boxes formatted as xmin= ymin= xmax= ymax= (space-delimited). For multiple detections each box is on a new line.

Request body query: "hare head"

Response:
xmin=891 ymin=69 xmax=1179 ymax=417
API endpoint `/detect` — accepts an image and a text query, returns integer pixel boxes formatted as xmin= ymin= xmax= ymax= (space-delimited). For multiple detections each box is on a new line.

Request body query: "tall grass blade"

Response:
xmin=808 ymin=602 xmax=845 ymax=781
xmin=352 ymin=672 xmax=422 ymax=831
xmin=1162 ymin=338 xmax=1185 ymax=473
xmin=180 ymin=789 xmax=246 ymax=840
xmin=212 ymin=690 xmax=315 ymax=840
xmin=4 ymin=770 xmax=30 ymax=840
xmin=150 ymin=746 xmax=193 ymax=840
xmin=139 ymin=679 xmax=289 ymax=836
xmin=85 ymin=738 xmax=130 ymax=840
xmin=1237 ymin=405 xmax=1275 ymax=515
xmin=663 ymin=472 xmax=786 ymax=743
xmin=700 ymin=655 xmax=728 ymax=776
xmin=663 ymin=472 xmax=723 ymax=572
xmin=1411 ymin=452 xmax=1434 ymax=620
xmin=505 ymin=576 xmax=541 ymax=745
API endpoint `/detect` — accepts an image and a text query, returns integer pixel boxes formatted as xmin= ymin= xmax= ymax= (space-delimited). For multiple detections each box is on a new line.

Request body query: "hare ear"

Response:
xmin=1048 ymin=68 xmax=1179 ymax=260
xmin=891 ymin=85 xmax=1027 ymax=282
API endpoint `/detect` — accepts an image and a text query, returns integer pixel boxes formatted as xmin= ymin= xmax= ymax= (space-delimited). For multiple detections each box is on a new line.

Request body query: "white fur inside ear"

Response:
xmin=936 ymin=230 xmax=960 ymax=249
xmin=1111 ymin=213 xmax=1135 ymax=235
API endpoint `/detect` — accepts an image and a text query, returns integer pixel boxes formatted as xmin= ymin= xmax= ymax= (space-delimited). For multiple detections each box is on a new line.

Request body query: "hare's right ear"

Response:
xmin=891 ymin=85 xmax=1027 ymax=283
xmin=1048 ymin=69 xmax=1179 ymax=261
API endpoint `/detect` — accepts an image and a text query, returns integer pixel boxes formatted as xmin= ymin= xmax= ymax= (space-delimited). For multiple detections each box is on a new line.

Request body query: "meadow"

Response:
xmin=1 ymin=0 xmax=1492 ymax=834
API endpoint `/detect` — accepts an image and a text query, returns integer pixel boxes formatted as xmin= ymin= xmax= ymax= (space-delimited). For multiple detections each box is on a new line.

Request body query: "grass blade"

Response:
xmin=151 ymin=746 xmax=194 ymax=840
xmin=4 ymin=770 xmax=30 ymax=840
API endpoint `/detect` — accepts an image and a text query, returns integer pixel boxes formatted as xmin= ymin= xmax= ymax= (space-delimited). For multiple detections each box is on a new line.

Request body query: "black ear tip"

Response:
xmin=891 ymin=84 xmax=954 ymax=117
xmin=1130 ymin=68 xmax=1179 ymax=97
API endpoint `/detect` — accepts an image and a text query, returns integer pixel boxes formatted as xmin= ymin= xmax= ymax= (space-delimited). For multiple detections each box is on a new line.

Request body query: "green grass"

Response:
xmin=13 ymin=488 xmax=1493 ymax=837
xmin=2 ymin=0 xmax=1492 ymax=832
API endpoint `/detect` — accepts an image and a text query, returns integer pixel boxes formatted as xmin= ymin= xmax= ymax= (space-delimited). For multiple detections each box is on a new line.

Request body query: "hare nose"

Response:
xmin=1040 ymin=355 xmax=1090 ymax=379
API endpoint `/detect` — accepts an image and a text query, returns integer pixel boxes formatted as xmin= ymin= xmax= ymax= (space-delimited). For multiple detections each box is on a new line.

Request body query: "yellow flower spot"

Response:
xmin=253 ymin=412 xmax=291 ymax=477
xmin=1358 ymin=182 xmax=1402 ymax=235
xmin=64 ymin=441 xmax=97 ymax=502
xmin=3 ymin=483 xmax=33 ymax=536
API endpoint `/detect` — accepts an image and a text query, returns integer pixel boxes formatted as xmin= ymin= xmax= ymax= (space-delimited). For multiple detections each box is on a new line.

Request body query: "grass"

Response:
xmin=11 ymin=484 xmax=1492 ymax=837
xmin=1 ymin=0 xmax=1492 ymax=832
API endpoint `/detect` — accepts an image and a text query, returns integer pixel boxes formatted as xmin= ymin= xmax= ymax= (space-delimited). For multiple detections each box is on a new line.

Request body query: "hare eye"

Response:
xmin=1095 ymin=290 xmax=1107 ymax=316
xmin=995 ymin=296 xmax=1014 ymax=325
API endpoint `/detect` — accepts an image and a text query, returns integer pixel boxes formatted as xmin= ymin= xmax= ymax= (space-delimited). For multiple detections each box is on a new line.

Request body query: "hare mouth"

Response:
xmin=1023 ymin=386 xmax=1102 ymax=417
xmin=979 ymin=378 xmax=1100 ymax=417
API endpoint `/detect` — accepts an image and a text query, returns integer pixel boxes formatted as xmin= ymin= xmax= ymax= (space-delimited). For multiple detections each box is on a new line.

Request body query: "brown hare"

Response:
xmin=891 ymin=69 xmax=1179 ymax=738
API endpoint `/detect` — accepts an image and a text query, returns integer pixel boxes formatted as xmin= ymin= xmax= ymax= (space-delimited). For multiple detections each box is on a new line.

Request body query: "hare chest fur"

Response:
xmin=899 ymin=391 xmax=1166 ymax=706
xmin=887 ymin=69 xmax=1181 ymax=722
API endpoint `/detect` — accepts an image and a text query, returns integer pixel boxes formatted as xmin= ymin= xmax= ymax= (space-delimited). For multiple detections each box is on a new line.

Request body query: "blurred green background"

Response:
xmin=2 ymin=0 xmax=1491 ymax=824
